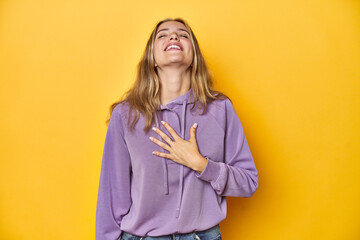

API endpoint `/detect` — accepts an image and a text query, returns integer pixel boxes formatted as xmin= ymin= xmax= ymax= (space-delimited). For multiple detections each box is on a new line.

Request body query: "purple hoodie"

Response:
xmin=96 ymin=87 xmax=258 ymax=239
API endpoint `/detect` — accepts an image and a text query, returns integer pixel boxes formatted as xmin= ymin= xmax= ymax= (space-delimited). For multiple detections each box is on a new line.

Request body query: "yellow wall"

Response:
xmin=1 ymin=0 xmax=359 ymax=239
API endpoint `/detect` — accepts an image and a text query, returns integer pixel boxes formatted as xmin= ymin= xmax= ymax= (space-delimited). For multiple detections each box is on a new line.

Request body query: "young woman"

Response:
xmin=96 ymin=18 xmax=259 ymax=240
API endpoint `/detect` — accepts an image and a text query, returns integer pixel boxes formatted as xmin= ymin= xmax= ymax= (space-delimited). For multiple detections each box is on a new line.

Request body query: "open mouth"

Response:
xmin=164 ymin=44 xmax=183 ymax=51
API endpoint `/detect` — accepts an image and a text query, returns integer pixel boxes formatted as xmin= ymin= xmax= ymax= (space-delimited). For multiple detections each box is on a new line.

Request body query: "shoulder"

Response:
xmin=112 ymin=101 xmax=131 ymax=121
xmin=206 ymin=96 xmax=233 ymax=113
xmin=200 ymin=97 xmax=231 ymax=132
xmin=107 ymin=101 xmax=133 ymax=135
xmin=205 ymin=96 xmax=240 ymax=126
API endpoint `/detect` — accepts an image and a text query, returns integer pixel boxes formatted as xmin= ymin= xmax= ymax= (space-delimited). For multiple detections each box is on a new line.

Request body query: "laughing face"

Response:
xmin=153 ymin=21 xmax=194 ymax=69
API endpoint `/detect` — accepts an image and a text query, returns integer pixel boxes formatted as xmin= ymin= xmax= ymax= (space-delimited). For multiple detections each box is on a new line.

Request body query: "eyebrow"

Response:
xmin=156 ymin=28 xmax=189 ymax=35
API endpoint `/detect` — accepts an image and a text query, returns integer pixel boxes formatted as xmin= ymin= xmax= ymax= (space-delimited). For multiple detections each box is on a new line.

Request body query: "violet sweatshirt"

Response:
xmin=96 ymin=88 xmax=258 ymax=239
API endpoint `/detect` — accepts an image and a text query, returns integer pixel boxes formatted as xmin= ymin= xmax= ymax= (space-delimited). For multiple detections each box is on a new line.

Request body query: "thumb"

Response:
xmin=189 ymin=123 xmax=198 ymax=142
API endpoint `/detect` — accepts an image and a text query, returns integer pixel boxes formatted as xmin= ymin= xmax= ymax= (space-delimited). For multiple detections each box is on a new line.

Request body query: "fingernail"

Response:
xmin=193 ymin=123 xmax=198 ymax=128
xmin=152 ymin=127 xmax=156 ymax=131
xmin=161 ymin=121 xmax=165 ymax=125
xmin=149 ymin=137 xmax=153 ymax=140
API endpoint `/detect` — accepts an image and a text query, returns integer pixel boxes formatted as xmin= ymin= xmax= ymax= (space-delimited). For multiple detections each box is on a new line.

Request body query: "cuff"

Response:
xmin=194 ymin=156 xmax=222 ymax=183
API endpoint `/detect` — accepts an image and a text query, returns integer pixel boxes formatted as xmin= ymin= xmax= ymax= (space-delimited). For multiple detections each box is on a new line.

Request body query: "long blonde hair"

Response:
xmin=106 ymin=17 xmax=228 ymax=133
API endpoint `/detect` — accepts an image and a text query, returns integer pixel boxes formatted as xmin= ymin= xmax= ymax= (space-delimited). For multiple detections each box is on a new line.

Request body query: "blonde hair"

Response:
xmin=106 ymin=17 xmax=228 ymax=133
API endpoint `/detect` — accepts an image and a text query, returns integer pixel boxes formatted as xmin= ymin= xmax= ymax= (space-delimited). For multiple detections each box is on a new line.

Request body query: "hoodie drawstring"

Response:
xmin=176 ymin=100 xmax=187 ymax=218
xmin=155 ymin=99 xmax=188 ymax=219
xmin=155 ymin=112 xmax=169 ymax=195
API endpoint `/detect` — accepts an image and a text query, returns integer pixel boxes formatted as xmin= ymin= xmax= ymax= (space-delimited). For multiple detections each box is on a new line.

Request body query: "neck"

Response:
xmin=158 ymin=66 xmax=191 ymax=105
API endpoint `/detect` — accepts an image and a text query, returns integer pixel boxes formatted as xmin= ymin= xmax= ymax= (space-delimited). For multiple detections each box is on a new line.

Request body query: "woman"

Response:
xmin=96 ymin=18 xmax=259 ymax=240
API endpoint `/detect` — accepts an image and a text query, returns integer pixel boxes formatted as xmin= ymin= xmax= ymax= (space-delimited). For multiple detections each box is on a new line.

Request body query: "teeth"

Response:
xmin=166 ymin=45 xmax=181 ymax=51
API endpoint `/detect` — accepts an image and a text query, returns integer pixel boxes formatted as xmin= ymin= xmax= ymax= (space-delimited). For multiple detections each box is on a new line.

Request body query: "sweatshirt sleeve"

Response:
xmin=195 ymin=98 xmax=259 ymax=197
xmin=96 ymin=105 xmax=132 ymax=240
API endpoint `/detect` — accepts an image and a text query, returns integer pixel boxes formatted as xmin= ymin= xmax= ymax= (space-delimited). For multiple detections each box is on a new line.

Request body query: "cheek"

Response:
xmin=153 ymin=46 xmax=163 ymax=61
xmin=185 ymin=42 xmax=194 ymax=57
xmin=153 ymin=42 xmax=165 ymax=56
xmin=188 ymin=46 xmax=194 ymax=58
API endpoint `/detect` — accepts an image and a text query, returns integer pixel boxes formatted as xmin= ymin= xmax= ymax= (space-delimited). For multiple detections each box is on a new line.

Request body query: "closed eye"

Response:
xmin=157 ymin=34 xmax=189 ymax=39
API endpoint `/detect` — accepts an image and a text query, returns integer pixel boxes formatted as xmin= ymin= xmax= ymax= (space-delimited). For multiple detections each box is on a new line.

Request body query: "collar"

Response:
xmin=159 ymin=88 xmax=194 ymax=110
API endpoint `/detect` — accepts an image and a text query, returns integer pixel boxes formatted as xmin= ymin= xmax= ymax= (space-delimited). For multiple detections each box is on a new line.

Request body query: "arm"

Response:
xmin=195 ymin=98 xmax=259 ymax=197
xmin=96 ymin=105 xmax=132 ymax=240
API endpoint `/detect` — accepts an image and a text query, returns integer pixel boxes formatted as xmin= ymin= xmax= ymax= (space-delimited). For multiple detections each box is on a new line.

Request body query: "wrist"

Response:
xmin=193 ymin=155 xmax=207 ymax=174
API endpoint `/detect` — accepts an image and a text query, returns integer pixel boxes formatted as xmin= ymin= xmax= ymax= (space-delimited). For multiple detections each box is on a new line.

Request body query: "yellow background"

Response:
xmin=1 ymin=0 xmax=359 ymax=239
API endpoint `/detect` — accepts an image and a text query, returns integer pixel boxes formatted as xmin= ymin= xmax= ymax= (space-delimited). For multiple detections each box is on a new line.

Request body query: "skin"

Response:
xmin=150 ymin=21 xmax=207 ymax=174
xmin=153 ymin=20 xmax=193 ymax=105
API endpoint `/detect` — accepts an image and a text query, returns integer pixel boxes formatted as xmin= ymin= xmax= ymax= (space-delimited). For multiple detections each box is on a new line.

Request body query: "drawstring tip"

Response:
xmin=164 ymin=182 xmax=169 ymax=195
xmin=175 ymin=208 xmax=180 ymax=218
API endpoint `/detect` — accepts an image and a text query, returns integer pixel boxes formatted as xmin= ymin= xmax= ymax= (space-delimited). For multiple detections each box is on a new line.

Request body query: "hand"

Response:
xmin=149 ymin=120 xmax=207 ymax=173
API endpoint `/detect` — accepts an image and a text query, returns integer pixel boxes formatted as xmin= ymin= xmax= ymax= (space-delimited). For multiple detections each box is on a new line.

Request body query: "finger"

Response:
xmin=149 ymin=137 xmax=171 ymax=152
xmin=161 ymin=121 xmax=180 ymax=141
xmin=152 ymin=127 xmax=174 ymax=145
xmin=152 ymin=151 xmax=173 ymax=160
xmin=190 ymin=123 xmax=197 ymax=142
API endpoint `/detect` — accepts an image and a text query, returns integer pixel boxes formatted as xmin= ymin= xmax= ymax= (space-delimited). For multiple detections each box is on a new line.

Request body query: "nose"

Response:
xmin=169 ymin=32 xmax=179 ymax=40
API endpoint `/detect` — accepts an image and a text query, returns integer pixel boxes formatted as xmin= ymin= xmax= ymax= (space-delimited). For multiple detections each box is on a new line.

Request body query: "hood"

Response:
xmin=154 ymin=87 xmax=195 ymax=218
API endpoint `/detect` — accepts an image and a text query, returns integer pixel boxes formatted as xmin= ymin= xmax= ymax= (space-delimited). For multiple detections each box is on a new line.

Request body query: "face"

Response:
xmin=153 ymin=21 xmax=194 ymax=69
